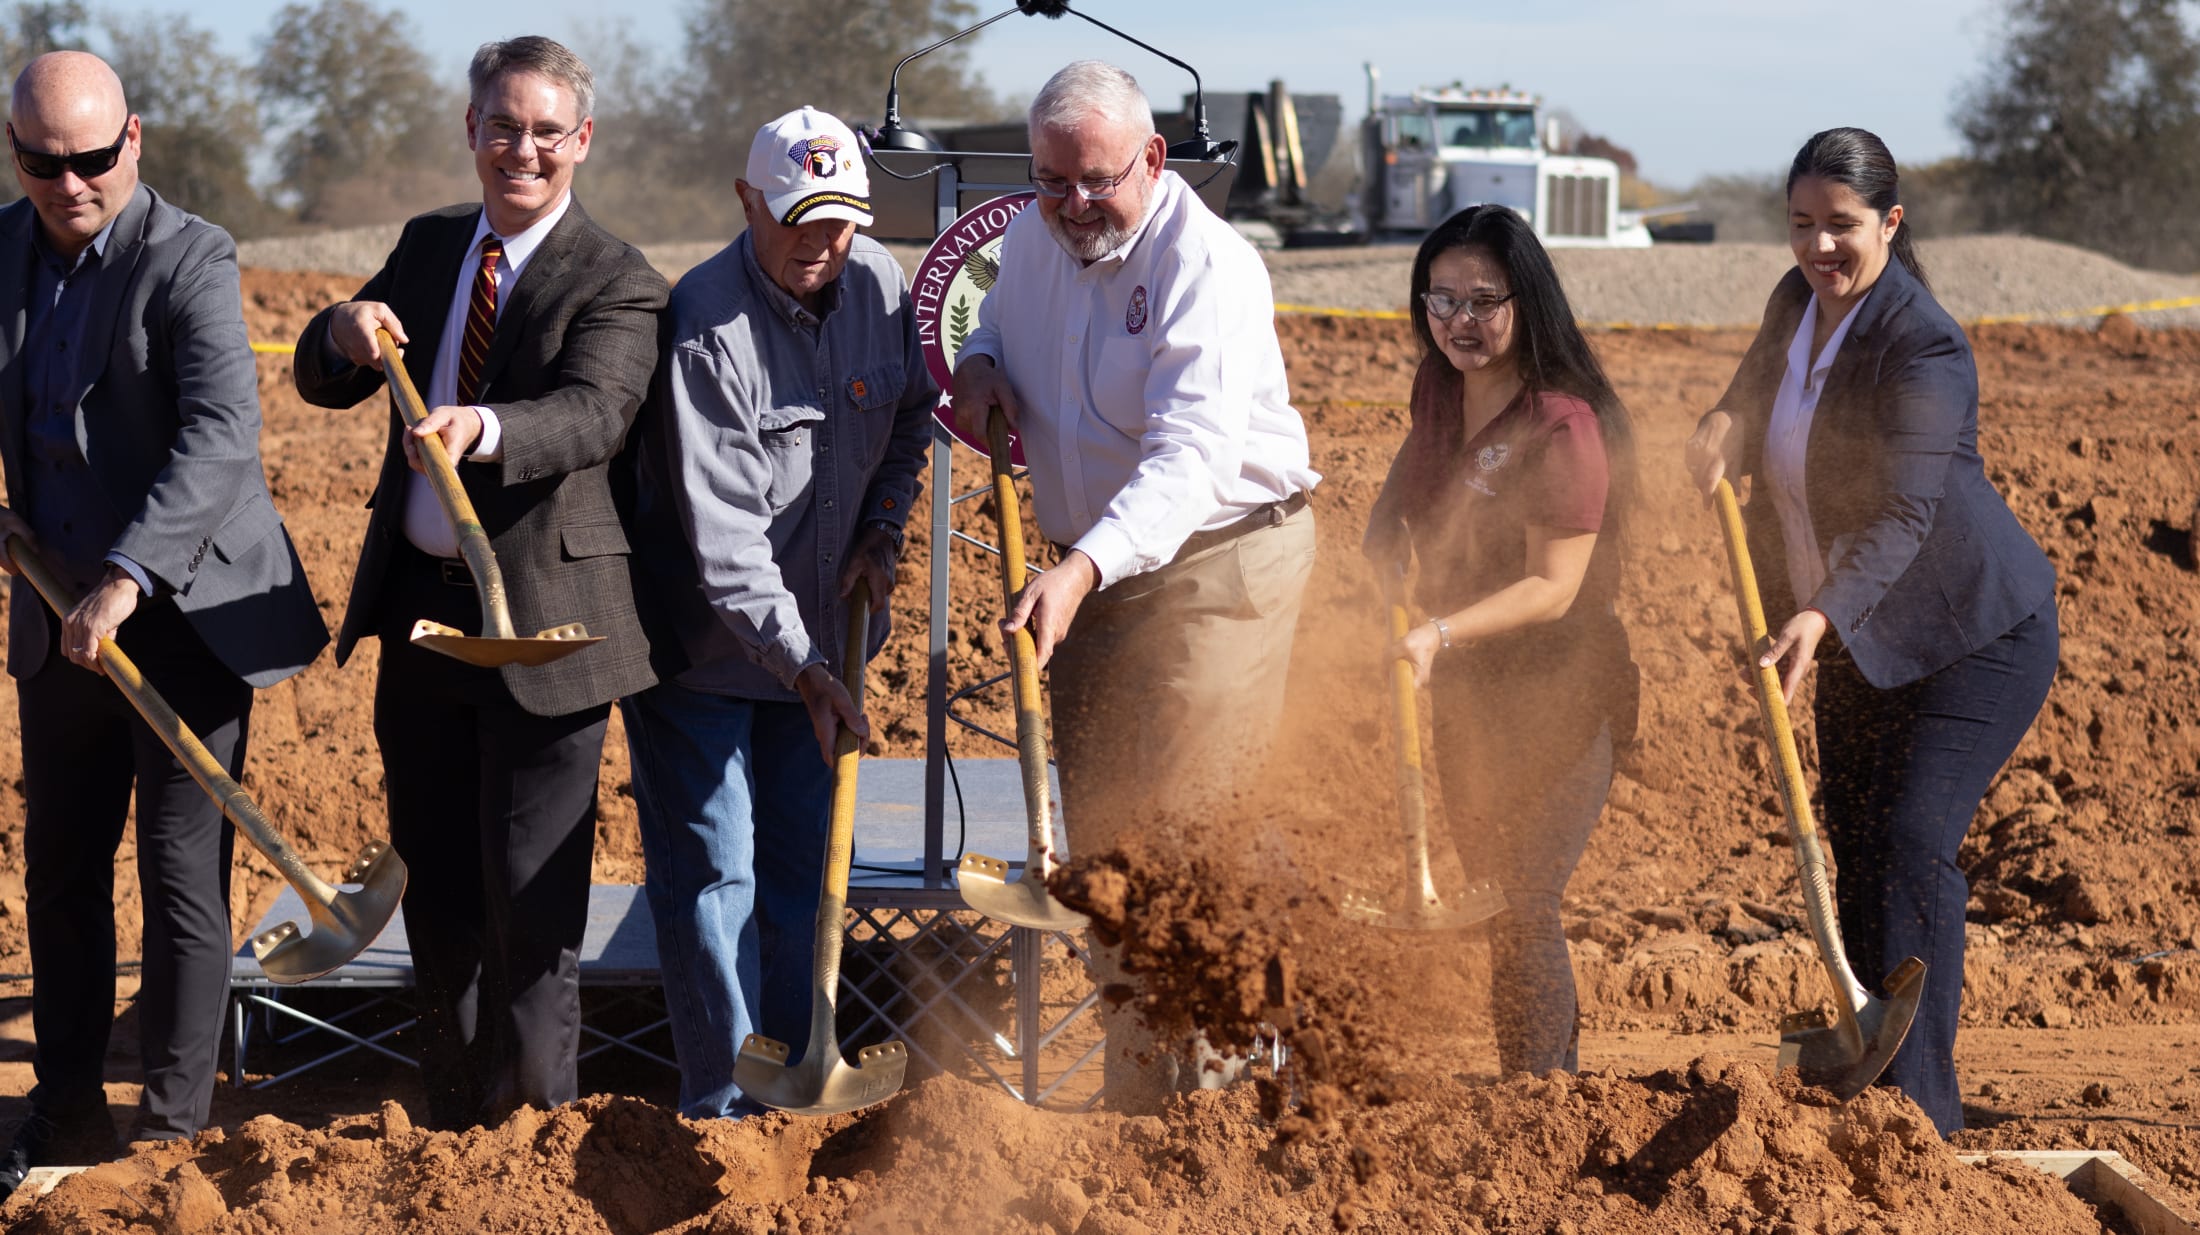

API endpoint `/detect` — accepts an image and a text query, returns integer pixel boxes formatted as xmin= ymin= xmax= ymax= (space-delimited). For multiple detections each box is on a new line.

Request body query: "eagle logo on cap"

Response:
xmin=788 ymin=135 xmax=843 ymax=179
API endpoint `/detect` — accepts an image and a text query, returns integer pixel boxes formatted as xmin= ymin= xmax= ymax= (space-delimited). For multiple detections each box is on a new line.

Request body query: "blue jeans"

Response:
xmin=620 ymin=682 xmax=831 ymax=1118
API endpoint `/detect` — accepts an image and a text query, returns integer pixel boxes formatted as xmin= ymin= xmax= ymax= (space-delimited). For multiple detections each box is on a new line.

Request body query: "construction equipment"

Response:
xmin=4 ymin=535 xmax=406 ymax=984
xmin=376 ymin=328 xmax=599 ymax=668
xmin=732 ymin=581 xmax=910 ymax=1115
xmin=1360 ymin=65 xmax=1687 ymax=246
xmin=1341 ymin=581 xmax=1506 ymax=931
xmin=955 ymin=411 xmax=1089 ymax=931
xmin=1712 ymin=479 xmax=1926 ymax=1099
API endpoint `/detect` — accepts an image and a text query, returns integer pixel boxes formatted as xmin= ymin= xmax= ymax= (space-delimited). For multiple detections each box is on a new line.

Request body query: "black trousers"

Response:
xmin=18 ymin=599 xmax=248 ymax=1140
xmin=1814 ymin=600 xmax=2059 ymax=1135
xmin=374 ymin=546 xmax=608 ymax=1130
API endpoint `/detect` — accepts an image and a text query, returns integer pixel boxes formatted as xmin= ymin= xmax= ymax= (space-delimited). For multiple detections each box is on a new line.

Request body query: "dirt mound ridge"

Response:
xmin=19 ymin=1062 xmax=2113 ymax=1234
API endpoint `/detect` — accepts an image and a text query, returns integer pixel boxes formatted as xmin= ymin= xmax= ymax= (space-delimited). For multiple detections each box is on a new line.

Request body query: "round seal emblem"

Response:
xmin=1126 ymin=284 xmax=1149 ymax=335
xmin=1476 ymin=443 xmax=1512 ymax=472
xmin=913 ymin=191 xmax=1036 ymax=462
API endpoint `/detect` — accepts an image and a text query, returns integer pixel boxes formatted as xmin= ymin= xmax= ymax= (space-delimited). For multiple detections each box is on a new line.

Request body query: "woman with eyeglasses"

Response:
xmin=1363 ymin=203 xmax=1639 ymax=1077
xmin=1685 ymin=129 xmax=2056 ymax=1135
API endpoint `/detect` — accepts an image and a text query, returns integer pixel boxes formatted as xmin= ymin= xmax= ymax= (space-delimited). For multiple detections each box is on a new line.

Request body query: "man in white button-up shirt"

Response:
xmin=951 ymin=59 xmax=1319 ymax=1111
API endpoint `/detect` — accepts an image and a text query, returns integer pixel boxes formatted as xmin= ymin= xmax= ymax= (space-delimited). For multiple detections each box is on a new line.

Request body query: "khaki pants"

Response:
xmin=1048 ymin=504 xmax=1316 ymax=1109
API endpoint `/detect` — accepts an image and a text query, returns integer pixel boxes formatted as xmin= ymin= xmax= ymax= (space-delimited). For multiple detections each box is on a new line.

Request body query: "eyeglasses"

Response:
xmin=1029 ymin=147 xmax=1145 ymax=200
xmin=8 ymin=120 xmax=130 ymax=182
xmin=1420 ymin=291 xmax=1516 ymax=322
xmin=480 ymin=118 xmax=577 ymax=155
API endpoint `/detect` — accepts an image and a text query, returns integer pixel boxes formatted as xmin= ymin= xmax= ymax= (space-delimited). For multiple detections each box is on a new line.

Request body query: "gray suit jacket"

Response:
xmin=292 ymin=200 xmax=666 ymax=717
xmin=0 ymin=185 xmax=327 ymax=687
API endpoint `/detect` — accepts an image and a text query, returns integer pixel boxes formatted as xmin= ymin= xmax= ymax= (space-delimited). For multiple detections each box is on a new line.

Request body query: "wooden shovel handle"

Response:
xmin=375 ymin=327 xmax=517 ymax=641
xmin=3 ymin=534 xmax=338 ymax=905
xmin=811 ymin=581 xmax=871 ymax=1007
xmin=1711 ymin=479 xmax=1870 ymax=1013
xmin=986 ymin=410 xmax=1056 ymax=870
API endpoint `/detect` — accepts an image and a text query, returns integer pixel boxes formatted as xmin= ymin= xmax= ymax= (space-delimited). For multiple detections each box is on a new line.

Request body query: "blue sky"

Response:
xmin=107 ymin=0 xmax=2000 ymax=185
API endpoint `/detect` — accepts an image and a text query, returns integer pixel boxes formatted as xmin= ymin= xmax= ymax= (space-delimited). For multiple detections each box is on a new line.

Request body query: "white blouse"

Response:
xmin=1764 ymin=291 xmax=1869 ymax=607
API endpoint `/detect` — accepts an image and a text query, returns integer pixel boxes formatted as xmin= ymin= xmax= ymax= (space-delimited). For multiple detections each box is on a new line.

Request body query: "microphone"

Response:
xmin=1046 ymin=4 xmax=1229 ymax=161
xmin=871 ymin=5 xmax=1028 ymax=150
xmin=869 ymin=1 xmax=1232 ymax=162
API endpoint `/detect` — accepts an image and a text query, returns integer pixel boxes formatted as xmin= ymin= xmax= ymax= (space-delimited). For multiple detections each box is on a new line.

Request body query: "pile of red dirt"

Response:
xmin=18 ymin=1061 xmax=2114 ymax=1235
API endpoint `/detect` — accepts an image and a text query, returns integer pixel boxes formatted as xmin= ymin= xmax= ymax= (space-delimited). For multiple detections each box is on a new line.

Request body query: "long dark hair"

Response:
xmin=1407 ymin=203 xmax=1636 ymax=526
xmin=1786 ymin=127 xmax=1929 ymax=291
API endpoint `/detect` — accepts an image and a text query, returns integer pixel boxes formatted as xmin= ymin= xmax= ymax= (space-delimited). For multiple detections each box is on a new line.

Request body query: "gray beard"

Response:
xmin=1045 ymin=211 xmax=1132 ymax=262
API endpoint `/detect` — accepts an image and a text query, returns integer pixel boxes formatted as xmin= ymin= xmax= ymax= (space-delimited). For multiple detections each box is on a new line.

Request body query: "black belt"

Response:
xmin=403 ymin=546 xmax=477 ymax=588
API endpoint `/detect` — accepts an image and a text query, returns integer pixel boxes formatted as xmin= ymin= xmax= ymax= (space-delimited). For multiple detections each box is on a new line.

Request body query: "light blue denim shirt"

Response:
xmin=628 ymin=231 xmax=934 ymax=700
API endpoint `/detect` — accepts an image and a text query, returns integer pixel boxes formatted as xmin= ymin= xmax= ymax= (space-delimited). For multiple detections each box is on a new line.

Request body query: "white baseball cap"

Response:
xmin=746 ymin=106 xmax=873 ymax=228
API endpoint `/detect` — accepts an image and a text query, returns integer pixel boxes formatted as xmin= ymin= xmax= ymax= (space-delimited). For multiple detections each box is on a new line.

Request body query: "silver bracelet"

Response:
xmin=1431 ymin=617 xmax=1455 ymax=650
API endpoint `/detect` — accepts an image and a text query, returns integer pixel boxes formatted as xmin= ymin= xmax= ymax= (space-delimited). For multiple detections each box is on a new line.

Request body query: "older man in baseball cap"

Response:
xmin=617 ymin=105 xmax=934 ymax=1118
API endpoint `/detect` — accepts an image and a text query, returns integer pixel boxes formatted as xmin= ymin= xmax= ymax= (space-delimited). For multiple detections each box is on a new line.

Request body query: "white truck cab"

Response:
xmin=1364 ymin=77 xmax=1650 ymax=247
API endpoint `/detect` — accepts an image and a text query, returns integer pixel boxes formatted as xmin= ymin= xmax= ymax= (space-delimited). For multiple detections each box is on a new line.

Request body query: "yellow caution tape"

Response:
xmin=1276 ymin=290 xmax=2200 ymax=331
xmin=1968 ymin=292 xmax=2200 ymax=325
xmin=243 ymin=291 xmax=2200 ymax=359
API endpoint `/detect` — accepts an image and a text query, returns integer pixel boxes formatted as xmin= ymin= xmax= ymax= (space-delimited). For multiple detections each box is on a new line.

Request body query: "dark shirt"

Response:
xmin=1369 ymin=356 xmax=1637 ymax=751
xmin=21 ymin=218 xmax=124 ymax=590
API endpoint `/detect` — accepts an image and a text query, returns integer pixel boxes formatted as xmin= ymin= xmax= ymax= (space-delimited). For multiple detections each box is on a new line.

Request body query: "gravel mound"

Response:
xmin=1263 ymin=235 xmax=2200 ymax=328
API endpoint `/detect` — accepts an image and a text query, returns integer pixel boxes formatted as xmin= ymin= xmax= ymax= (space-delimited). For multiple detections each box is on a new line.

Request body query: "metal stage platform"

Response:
xmin=228 ymin=757 xmax=1102 ymax=1107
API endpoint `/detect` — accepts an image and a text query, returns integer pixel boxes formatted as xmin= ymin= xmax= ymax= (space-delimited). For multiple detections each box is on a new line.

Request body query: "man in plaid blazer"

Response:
xmin=292 ymin=36 xmax=665 ymax=1130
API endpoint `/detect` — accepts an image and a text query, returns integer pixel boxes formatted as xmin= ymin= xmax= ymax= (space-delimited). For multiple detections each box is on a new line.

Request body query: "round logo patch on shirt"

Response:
xmin=1476 ymin=443 xmax=1512 ymax=472
xmin=1126 ymin=284 xmax=1149 ymax=335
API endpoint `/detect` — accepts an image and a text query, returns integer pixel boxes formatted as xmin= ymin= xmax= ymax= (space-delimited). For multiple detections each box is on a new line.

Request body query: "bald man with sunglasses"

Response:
xmin=0 ymin=51 xmax=326 ymax=1192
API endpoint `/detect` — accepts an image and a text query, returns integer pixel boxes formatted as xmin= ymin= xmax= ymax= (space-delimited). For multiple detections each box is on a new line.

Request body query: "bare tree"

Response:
xmin=0 ymin=1 xmax=87 ymax=207
xmin=104 ymin=14 xmax=283 ymax=237
xmin=255 ymin=0 xmax=468 ymax=226
xmin=1958 ymin=0 xmax=2200 ymax=270
xmin=0 ymin=0 xmax=84 ymax=82
xmin=583 ymin=0 xmax=1006 ymax=242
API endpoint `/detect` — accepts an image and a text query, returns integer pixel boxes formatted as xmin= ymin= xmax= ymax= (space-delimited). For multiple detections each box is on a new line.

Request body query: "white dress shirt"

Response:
xmin=1764 ymin=290 xmax=1869 ymax=607
xmin=958 ymin=170 xmax=1318 ymax=589
xmin=402 ymin=194 xmax=571 ymax=557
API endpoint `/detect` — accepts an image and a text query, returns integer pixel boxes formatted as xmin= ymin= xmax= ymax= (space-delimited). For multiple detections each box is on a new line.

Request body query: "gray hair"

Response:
xmin=469 ymin=36 xmax=595 ymax=121
xmin=1028 ymin=60 xmax=1153 ymax=140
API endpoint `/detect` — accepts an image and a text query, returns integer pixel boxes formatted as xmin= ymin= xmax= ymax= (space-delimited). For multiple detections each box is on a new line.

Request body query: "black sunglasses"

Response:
xmin=8 ymin=119 xmax=130 ymax=182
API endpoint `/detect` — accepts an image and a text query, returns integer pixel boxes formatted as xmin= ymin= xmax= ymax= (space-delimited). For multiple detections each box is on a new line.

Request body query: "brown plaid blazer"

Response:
xmin=293 ymin=199 xmax=668 ymax=717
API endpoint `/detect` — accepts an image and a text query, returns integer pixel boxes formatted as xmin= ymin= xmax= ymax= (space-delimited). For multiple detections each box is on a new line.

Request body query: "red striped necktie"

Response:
xmin=457 ymin=235 xmax=503 ymax=403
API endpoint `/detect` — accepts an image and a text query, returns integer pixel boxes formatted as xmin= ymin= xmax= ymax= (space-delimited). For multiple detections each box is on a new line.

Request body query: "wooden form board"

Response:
xmin=1956 ymin=1150 xmax=2199 ymax=1235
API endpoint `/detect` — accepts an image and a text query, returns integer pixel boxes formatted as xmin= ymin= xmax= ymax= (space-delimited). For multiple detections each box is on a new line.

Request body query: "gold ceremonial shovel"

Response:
xmin=5 ymin=535 xmax=406 ymax=983
xmin=375 ymin=327 xmax=599 ymax=668
xmin=1712 ymin=478 xmax=1925 ymax=1099
xmin=954 ymin=409 xmax=1089 ymax=931
xmin=1339 ymin=581 xmax=1505 ymax=932
xmin=732 ymin=581 xmax=909 ymax=1115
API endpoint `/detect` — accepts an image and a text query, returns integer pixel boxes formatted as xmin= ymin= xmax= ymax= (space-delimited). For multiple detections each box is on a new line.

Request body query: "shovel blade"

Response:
xmin=409 ymin=619 xmax=601 ymax=668
xmin=1339 ymin=880 xmax=1506 ymax=932
xmin=733 ymin=1032 xmax=908 ymax=1116
xmin=251 ymin=840 xmax=409 ymax=984
xmin=1777 ymin=955 xmax=1928 ymax=1100
xmin=956 ymin=853 xmax=1090 ymax=931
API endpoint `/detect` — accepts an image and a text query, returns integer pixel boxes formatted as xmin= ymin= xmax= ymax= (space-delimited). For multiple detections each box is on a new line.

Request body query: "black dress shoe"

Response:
xmin=0 ymin=1111 xmax=61 ymax=1203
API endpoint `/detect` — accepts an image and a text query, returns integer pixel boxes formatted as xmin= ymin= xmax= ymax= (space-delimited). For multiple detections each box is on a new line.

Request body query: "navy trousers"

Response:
xmin=1813 ymin=600 xmax=2059 ymax=1135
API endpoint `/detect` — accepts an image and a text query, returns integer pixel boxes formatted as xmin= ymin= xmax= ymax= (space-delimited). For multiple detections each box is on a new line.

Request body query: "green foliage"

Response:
xmin=1958 ymin=0 xmax=2200 ymax=270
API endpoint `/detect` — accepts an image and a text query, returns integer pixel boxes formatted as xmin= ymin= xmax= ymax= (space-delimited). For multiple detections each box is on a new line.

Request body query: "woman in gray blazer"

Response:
xmin=1685 ymin=128 xmax=2057 ymax=1135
